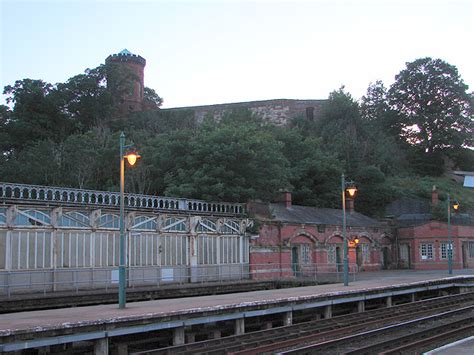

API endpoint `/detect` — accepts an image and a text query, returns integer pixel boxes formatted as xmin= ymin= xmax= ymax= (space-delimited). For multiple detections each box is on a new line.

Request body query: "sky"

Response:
xmin=1 ymin=0 xmax=473 ymax=109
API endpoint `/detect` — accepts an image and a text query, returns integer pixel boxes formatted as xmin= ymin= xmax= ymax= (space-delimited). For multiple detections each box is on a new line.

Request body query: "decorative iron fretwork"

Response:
xmin=0 ymin=182 xmax=245 ymax=216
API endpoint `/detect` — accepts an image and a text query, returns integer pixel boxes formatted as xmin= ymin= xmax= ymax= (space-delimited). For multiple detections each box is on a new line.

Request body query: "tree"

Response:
xmin=59 ymin=129 xmax=117 ymax=190
xmin=3 ymin=79 xmax=71 ymax=150
xmin=354 ymin=165 xmax=397 ymax=217
xmin=275 ymin=128 xmax=342 ymax=207
xmin=149 ymin=109 xmax=290 ymax=202
xmin=361 ymin=80 xmax=402 ymax=138
xmin=360 ymin=81 xmax=409 ymax=175
xmin=55 ymin=65 xmax=115 ymax=130
xmin=388 ymin=57 xmax=473 ymax=153
xmin=316 ymin=87 xmax=369 ymax=174
xmin=143 ymin=87 xmax=163 ymax=108
xmin=0 ymin=140 xmax=61 ymax=185
xmin=0 ymin=105 xmax=13 ymax=156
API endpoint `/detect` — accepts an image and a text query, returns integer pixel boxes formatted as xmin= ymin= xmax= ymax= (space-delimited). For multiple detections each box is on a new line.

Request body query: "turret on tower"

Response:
xmin=105 ymin=49 xmax=146 ymax=113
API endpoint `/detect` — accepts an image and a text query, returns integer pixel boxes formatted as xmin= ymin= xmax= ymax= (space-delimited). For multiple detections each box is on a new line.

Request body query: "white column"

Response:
xmin=324 ymin=305 xmax=332 ymax=318
xmin=235 ymin=318 xmax=245 ymax=335
xmin=5 ymin=230 xmax=12 ymax=270
xmin=117 ymin=343 xmax=128 ymax=355
xmin=173 ymin=327 xmax=185 ymax=345
xmin=94 ymin=338 xmax=108 ymax=355
xmin=240 ymin=235 xmax=244 ymax=263
xmin=211 ymin=329 xmax=221 ymax=339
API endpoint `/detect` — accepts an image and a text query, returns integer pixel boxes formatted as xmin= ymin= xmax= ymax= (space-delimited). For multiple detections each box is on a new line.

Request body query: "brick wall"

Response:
xmin=398 ymin=221 xmax=474 ymax=270
xmin=249 ymin=222 xmax=392 ymax=279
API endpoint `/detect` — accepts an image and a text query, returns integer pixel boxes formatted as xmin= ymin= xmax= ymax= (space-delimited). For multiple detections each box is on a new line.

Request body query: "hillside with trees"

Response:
xmin=1 ymin=57 xmax=473 ymax=217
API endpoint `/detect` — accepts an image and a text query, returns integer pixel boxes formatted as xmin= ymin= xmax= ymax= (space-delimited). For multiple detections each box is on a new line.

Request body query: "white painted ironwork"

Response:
xmin=163 ymin=217 xmax=187 ymax=232
xmin=0 ymin=208 xmax=6 ymax=226
xmin=197 ymin=219 xmax=217 ymax=233
xmin=0 ymin=184 xmax=253 ymax=294
xmin=222 ymin=220 xmax=240 ymax=234
xmin=0 ymin=182 xmax=245 ymax=215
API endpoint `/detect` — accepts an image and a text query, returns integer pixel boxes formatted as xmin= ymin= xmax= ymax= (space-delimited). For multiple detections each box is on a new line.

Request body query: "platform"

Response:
xmin=1 ymin=269 xmax=473 ymax=353
xmin=426 ymin=336 xmax=474 ymax=354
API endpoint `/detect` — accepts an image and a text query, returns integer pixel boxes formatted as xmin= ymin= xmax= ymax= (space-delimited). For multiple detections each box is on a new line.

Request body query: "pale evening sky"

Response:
xmin=1 ymin=0 xmax=473 ymax=109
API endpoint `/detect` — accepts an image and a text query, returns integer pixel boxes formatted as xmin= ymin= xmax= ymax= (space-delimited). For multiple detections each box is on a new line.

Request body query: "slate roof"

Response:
xmin=385 ymin=198 xmax=431 ymax=217
xmin=268 ymin=203 xmax=380 ymax=227
xmin=385 ymin=198 xmax=474 ymax=227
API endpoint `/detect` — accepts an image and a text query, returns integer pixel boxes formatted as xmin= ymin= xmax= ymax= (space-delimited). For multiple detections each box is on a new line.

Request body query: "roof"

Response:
xmin=119 ymin=49 xmax=133 ymax=55
xmin=267 ymin=203 xmax=379 ymax=227
xmin=397 ymin=213 xmax=474 ymax=228
xmin=386 ymin=198 xmax=474 ymax=227
xmin=385 ymin=198 xmax=431 ymax=217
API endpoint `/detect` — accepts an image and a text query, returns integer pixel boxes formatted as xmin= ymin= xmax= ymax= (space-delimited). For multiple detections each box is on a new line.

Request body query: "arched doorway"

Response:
xmin=336 ymin=246 xmax=342 ymax=271
xmin=382 ymin=247 xmax=390 ymax=269
xmin=291 ymin=246 xmax=299 ymax=276
xmin=356 ymin=246 xmax=362 ymax=268
xmin=399 ymin=244 xmax=411 ymax=269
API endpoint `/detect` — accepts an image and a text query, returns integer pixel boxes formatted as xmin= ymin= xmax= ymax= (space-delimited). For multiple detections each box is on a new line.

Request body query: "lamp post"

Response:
xmin=341 ymin=174 xmax=357 ymax=286
xmin=119 ymin=132 xmax=140 ymax=309
xmin=446 ymin=194 xmax=460 ymax=276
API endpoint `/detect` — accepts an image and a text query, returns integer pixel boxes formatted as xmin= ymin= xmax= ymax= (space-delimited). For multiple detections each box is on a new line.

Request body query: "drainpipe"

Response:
xmin=278 ymin=222 xmax=283 ymax=278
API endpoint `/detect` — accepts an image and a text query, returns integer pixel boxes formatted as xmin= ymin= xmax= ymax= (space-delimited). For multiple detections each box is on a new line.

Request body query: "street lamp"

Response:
xmin=341 ymin=174 xmax=358 ymax=286
xmin=447 ymin=194 xmax=459 ymax=276
xmin=119 ymin=131 xmax=141 ymax=309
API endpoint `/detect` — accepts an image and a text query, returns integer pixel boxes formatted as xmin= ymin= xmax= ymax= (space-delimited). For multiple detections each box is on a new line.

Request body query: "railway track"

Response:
xmin=282 ymin=306 xmax=474 ymax=354
xmin=129 ymin=291 xmax=474 ymax=355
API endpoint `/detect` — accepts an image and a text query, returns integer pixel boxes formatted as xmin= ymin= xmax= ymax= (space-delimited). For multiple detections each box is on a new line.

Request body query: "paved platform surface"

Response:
xmin=1 ymin=269 xmax=473 ymax=335
xmin=426 ymin=336 xmax=474 ymax=354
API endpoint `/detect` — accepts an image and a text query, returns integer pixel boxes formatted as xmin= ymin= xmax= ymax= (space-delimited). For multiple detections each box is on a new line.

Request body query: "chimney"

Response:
xmin=346 ymin=197 xmax=355 ymax=213
xmin=431 ymin=185 xmax=439 ymax=206
xmin=277 ymin=190 xmax=292 ymax=208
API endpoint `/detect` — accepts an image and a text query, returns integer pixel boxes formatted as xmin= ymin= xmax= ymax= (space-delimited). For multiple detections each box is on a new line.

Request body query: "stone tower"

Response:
xmin=105 ymin=49 xmax=146 ymax=113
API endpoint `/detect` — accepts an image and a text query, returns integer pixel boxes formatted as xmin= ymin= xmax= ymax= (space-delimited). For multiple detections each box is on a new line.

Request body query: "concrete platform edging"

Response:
xmin=1 ymin=273 xmax=473 ymax=352
xmin=0 ymin=330 xmax=107 ymax=352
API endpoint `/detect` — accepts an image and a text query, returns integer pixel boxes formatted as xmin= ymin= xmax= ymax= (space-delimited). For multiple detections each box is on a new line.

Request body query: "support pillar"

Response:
xmin=235 ymin=318 xmax=245 ymax=335
xmin=211 ymin=329 xmax=221 ymax=339
xmin=173 ymin=327 xmax=185 ymax=345
xmin=283 ymin=311 xmax=293 ymax=326
xmin=117 ymin=343 xmax=128 ymax=355
xmin=189 ymin=235 xmax=198 ymax=282
xmin=410 ymin=293 xmax=416 ymax=302
xmin=386 ymin=296 xmax=392 ymax=307
xmin=324 ymin=305 xmax=332 ymax=319
xmin=357 ymin=300 xmax=365 ymax=313
xmin=186 ymin=333 xmax=195 ymax=343
xmin=94 ymin=338 xmax=109 ymax=355
xmin=263 ymin=321 xmax=273 ymax=330
xmin=38 ymin=347 xmax=51 ymax=355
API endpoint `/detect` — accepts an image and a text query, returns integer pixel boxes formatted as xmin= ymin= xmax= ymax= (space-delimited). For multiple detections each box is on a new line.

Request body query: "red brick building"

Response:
xmin=397 ymin=221 xmax=474 ymax=270
xmin=393 ymin=188 xmax=474 ymax=270
xmin=247 ymin=193 xmax=394 ymax=279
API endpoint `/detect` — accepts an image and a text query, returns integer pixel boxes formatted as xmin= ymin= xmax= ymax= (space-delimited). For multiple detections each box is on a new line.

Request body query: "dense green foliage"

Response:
xmin=1 ymin=58 xmax=473 ymax=217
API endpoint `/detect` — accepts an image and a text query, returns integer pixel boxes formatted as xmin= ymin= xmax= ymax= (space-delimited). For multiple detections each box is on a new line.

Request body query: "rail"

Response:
xmin=0 ymin=182 xmax=246 ymax=215
xmin=133 ymin=292 xmax=474 ymax=355
xmin=0 ymin=262 xmax=357 ymax=298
